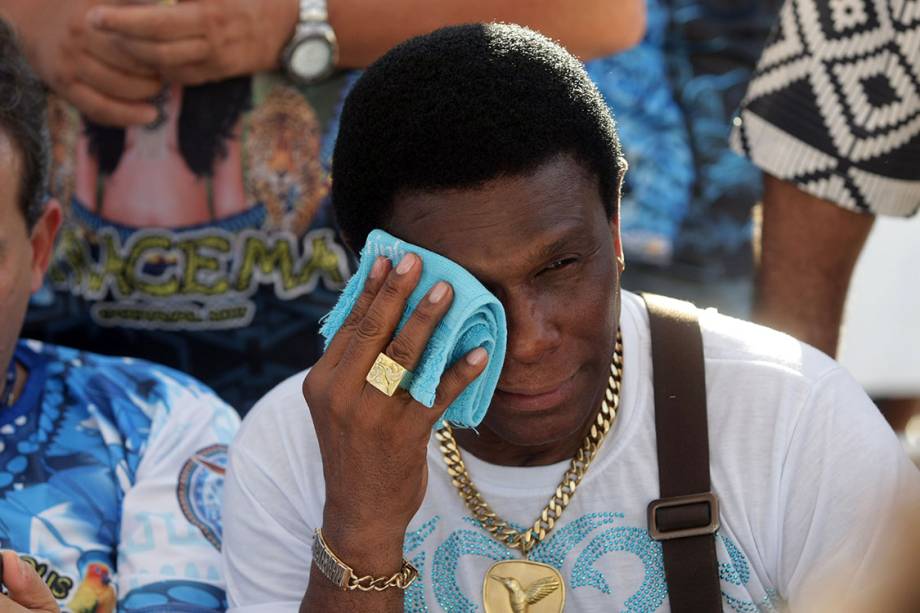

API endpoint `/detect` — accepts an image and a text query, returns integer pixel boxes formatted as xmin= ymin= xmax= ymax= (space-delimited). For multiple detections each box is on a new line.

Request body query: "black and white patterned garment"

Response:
xmin=731 ymin=0 xmax=920 ymax=217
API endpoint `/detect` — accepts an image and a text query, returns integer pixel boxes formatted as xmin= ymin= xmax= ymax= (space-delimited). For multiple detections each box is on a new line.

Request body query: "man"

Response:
xmin=0 ymin=21 xmax=238 ymax=613
xmin=0 ymin=0 xmax=644 ymax=413
xmin=221 ymin=24 xmax=919 ymax=612
xmin=731 ymin=0 xmax=920 ymax=357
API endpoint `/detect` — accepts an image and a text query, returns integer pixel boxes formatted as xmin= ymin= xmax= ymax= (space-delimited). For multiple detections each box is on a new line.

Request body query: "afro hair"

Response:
xmin=331 ymin=23 xmax=625 ymax=250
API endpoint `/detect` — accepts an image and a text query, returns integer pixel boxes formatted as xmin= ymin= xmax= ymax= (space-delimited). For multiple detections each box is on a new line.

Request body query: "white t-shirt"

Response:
xmin=221 ymin=291 xmax=920 ymax=612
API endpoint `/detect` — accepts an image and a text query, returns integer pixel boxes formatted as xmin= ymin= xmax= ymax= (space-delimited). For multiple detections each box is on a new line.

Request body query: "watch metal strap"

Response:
xmin=299 ymin=0 xmax=328 ymax=23
xmin=642 ymin=293 xmax=722 ymax=613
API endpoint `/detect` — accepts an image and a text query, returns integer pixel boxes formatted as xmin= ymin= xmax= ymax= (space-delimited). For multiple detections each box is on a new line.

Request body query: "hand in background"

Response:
xmin=0 ymin=551 xmax=59 ymax=613
xmin=87 ymin=0 xmax=298 ymax=86
xmin=16 ymin=0 xmax=162 ymax=126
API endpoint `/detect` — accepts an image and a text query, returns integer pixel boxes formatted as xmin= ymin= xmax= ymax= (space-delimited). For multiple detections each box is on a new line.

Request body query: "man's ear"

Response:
xmin=610 ymin=216 xmax=625 ymax=274
xmin=611 ymin=162 xmax=627 ymax=274
xmin=29 ymin=198 xmax=62 ymax=294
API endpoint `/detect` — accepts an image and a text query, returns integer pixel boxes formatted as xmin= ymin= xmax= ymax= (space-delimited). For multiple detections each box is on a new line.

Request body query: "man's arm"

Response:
xmin=85 ymin=0 xmax=646 ymax=89
xmin=754 ymin=174 xmax=874 ymax=356
xmin=330 ymin=0 xmax=647 ymax=66
xmin=0 ymin=0 xmax=162 ymax=126
xmin=222 ymin=256 xmax=487 ymax=612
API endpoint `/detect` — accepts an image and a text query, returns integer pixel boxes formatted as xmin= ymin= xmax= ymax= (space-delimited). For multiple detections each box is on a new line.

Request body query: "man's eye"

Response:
xmin=543 ymin=258 xmax=577 ymax=273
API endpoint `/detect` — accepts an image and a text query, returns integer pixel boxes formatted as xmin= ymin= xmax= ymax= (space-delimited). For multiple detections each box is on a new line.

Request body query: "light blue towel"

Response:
xmin=319 ymin=229 xmax=507 ymax=428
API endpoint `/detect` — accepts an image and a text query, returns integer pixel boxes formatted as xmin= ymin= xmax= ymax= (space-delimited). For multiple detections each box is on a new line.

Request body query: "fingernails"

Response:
xmin=395 ymin=253 xmax=416 ymax=275
xmin=1 ymin=551 xmax=23 ymax=584
xmin=141 ymin=106 xmax=160 ymax=130
xmin=87 ymin=7 xmax=104 ymax=28
xmin=428 ymin=281 xmax=448 ymax=304
xmin=18 ymin=556 xmax=30 ymax=580
xmin=466 ymin=347 xmax=488 ymax=366
xmin=369 ymin=256 xmax=385 ymax=279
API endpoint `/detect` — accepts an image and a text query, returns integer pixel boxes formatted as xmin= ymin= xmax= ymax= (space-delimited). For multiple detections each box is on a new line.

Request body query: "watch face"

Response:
xmin=291 ymin=37 xmax=333 ymax=80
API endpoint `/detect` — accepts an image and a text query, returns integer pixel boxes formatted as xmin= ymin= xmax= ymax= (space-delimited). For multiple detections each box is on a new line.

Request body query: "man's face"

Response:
xmin=0 ymin=133 xmax=59 ymax=379
xmin=387 ymin=154 xmax=623 ymax=449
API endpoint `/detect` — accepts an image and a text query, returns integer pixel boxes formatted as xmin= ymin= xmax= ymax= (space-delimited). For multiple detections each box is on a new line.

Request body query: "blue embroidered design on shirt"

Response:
xmin=403 ymin=516 xmax=440 ymax=613
xmin=719 ymin=533 xmax=751 ymax=586
xmin=410 ymin=512 xmax=781 ymax=612
xmin=529 ymin=512 xmax=624 ymax=568
xmin=432 ymin=529 xmax=515 ymax=612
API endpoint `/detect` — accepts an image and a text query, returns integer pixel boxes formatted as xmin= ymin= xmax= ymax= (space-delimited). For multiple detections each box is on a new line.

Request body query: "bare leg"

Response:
xmin=754 ymin=174 xmax=874 ymax=357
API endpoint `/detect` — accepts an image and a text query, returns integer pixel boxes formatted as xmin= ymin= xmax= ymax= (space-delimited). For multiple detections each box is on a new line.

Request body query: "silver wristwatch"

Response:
xmin=282 ymin=0 xmax=338 ymax=85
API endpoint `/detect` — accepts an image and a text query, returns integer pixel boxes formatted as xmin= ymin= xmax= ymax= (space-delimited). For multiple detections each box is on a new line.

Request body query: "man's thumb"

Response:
xmin=1 ymin=551 xmax=59 ymax=612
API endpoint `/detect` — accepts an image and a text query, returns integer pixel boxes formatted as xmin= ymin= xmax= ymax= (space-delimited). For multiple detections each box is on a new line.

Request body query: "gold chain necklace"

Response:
xmin=435 ymin=330 xmax=624 ymax=613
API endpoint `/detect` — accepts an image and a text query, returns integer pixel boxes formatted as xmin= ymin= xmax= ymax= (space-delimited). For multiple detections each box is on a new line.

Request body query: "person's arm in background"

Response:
xmin=754 ymin=174 xmax=874 ymax=357
xmin=2 ymin=0 xmax=644 ymax=127
xmin=331 ymin=0 xmax=646 ymax=66
xmin=85 ymin=0 xmax=646 ymax=90
xmin=0 ymin=0 xmax=163 ymax=126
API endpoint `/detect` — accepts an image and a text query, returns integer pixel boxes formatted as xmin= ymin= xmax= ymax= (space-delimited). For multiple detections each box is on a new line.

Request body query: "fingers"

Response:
xmin=324 ymin=256 xmax=392 ymax=363
xmin=84 ymin=29 xmax=160 ymax=79
xmin=337 ymin=253 xmax=423 ymax=378
xmin=114 ymin=37 xmax=211 ymax=71
xmin=0 ymin=551 xmax=58 ymax=612
xmin=425 ymin=348 xmax=490 ymax=425
xmin=68 ymin=81 xmax=158 ymax=127
xmin=384 ymin=280 xmax=453 ymax=372
xmin=0 ymin=593 xmax=32 ymax=613
xmin=87 ymin=4 xmax=212 ymax=78
xmin=88 ymin=3 xmax=205 ymax=42
xmin=81 ymin=55 xmax=164 ymax=102
xmin=160 ymin=62 xmax=216 ymax=87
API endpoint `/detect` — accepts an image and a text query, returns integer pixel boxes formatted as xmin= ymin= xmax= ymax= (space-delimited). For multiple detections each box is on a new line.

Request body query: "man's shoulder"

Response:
xmin=233 ymin=368 xmax=315 ymax=467
xmin=622 ymin=292 xmax=840 ymax=385
xmin=25 ymin=339 xmax=237 ymax=427
xmin=695 ymin=307 xmax=840 ymax=384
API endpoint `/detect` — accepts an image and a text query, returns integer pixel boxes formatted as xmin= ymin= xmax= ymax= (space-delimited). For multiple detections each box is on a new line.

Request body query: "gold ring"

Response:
xmin=366 ymin=353 xmax=412 ymax=397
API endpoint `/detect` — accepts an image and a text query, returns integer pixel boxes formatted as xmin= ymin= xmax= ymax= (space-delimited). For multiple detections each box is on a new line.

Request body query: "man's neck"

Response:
xmin=452 ymin=424 xmax=589 ymax=467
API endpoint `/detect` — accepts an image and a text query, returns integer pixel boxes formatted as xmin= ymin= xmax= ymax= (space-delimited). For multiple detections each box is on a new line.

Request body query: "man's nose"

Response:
xmin=504 ymin=294 xmax=561 ymax=365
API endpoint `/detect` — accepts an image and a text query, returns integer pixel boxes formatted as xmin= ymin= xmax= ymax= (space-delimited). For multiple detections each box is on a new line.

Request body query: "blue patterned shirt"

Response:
xmin=0 ymin=340 xmax=240 ymax=612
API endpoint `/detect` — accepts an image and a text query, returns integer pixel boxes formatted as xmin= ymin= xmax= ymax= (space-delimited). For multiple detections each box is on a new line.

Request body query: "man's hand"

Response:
xmin=87 ymin=0 xmax=299 ymax=86
xmin=12 ymin=0 xmax=162 ymax=126
xmin=0 ymin=551 xmax=60 ymax=613
xmin=301 ymin=254 xmax=487 ymax=601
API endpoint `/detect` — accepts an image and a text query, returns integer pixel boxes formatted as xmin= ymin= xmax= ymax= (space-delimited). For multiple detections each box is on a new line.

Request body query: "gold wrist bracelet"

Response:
xmin=312 ymin=528 xmax=419 ymax=592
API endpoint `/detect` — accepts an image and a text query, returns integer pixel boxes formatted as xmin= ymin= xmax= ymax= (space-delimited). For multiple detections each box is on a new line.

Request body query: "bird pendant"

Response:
xmin=483 ymin=560 xmax=565 ymax=613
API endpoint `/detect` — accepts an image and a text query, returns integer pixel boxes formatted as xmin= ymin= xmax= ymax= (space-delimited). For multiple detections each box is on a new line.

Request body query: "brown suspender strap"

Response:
xmin=642 ymin=293 xmax=722 ymax=613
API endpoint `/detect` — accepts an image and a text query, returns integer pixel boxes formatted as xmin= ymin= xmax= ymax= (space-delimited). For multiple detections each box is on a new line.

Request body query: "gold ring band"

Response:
xmin=366 ymin=353 xmax=412 ymax=397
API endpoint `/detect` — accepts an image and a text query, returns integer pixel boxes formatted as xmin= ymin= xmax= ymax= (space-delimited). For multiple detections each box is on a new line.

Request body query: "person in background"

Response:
xmin=0 ymin=0 xmax=646 ymax=414
xmin=732 ymin=0 xmax=919 ymax=356
xmin=0 ymin=21 xmax=239 ymax=612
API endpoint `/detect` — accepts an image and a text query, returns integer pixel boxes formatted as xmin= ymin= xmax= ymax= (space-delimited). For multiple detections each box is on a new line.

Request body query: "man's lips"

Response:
xmin=493 ymin=374 xmax=576 ymax=411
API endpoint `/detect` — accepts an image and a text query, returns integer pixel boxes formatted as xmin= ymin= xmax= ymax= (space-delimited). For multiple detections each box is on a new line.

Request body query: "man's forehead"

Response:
xmin=385 ymin=155 xmax=606 ymax=278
